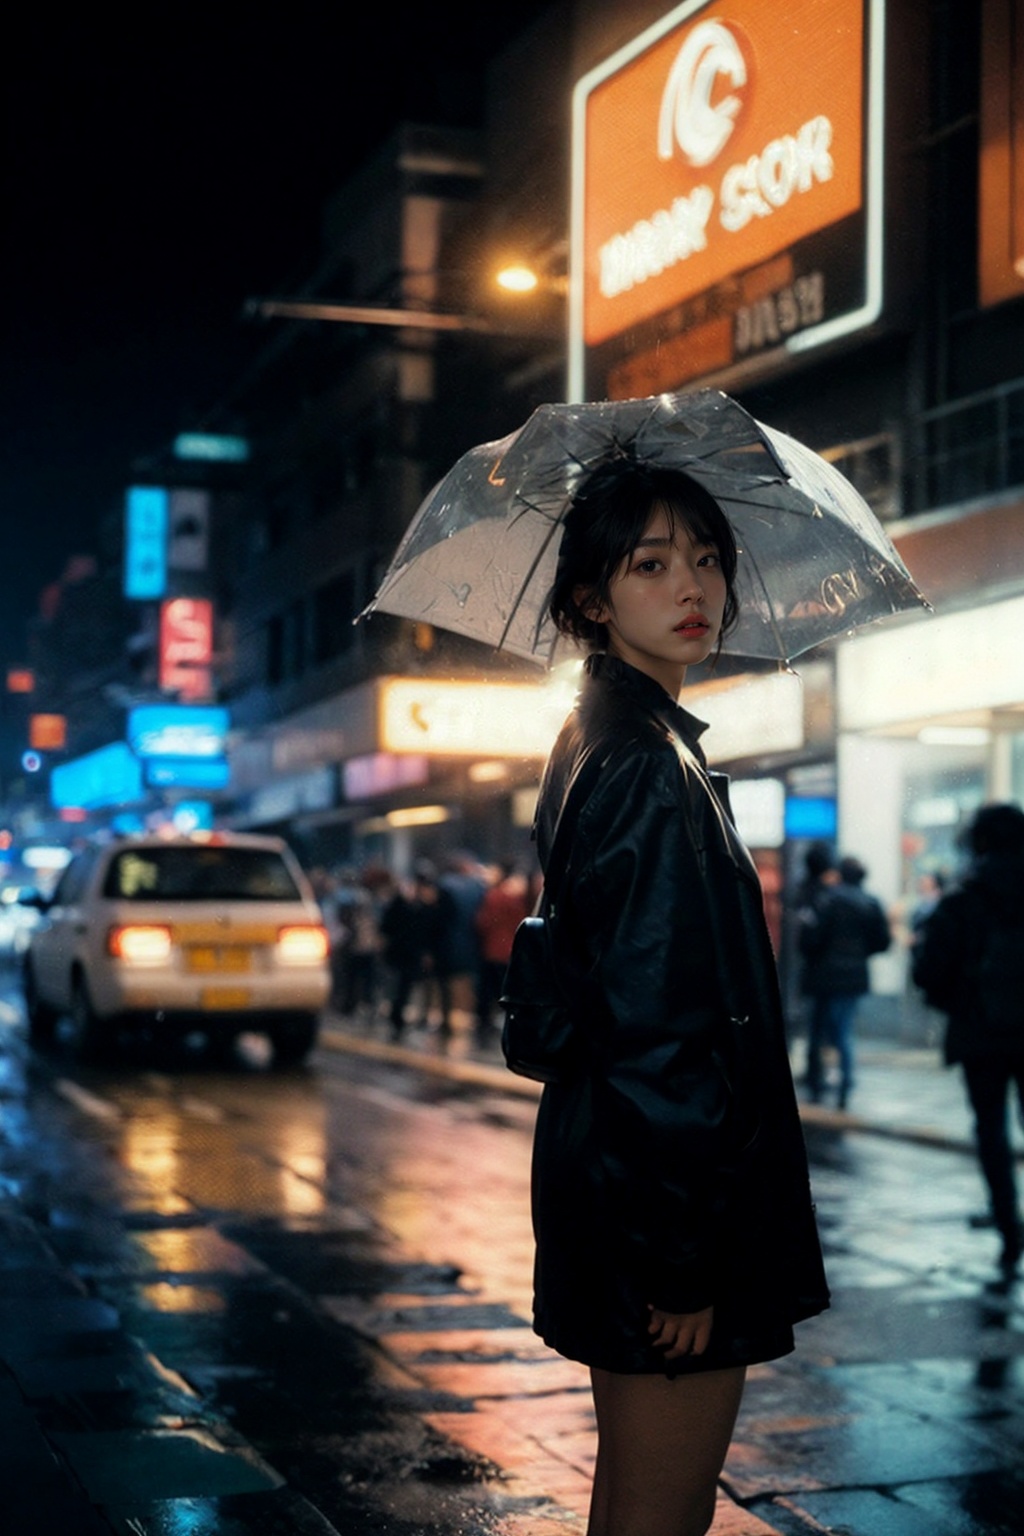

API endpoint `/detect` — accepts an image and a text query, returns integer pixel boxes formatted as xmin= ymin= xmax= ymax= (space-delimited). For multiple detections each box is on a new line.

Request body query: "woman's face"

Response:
xmin=590 ymin=501 xmax=728 ymax=696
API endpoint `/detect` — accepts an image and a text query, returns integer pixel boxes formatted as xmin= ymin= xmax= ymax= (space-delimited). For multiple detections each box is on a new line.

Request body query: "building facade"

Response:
xmin=23 ymin=0 xmax=1024 ymax=1038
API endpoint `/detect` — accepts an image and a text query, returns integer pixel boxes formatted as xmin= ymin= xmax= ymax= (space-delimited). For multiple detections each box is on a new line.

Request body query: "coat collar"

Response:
xmin=582 ymin=654 xmax=761 ymax=892
xmin=583 ymin=653 xmax=710 ymax=759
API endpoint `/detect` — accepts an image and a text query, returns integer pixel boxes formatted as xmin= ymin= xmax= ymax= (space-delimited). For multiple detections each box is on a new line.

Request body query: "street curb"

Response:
xmin=319 ymin=1025 xmax=543 ymax=1098
xmin=319 ymin=1024 xmax=1016 ymax=1161
xmin=795 ymin=1098 xmax=983 ymax=1157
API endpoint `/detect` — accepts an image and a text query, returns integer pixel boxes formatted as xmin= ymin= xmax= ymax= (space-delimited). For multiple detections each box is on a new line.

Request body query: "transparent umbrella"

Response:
xmin=363 ymin=388 xmax=929 ymax=665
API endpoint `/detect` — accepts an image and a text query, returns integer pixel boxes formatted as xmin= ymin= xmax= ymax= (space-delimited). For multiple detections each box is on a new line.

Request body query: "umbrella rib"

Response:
xmin=737 ymin=546 xmax=792 ymax=663
xmin=496 ymin=505 xmax=566 ymax=657
xmin=492 ymin=436 xmax=610 ymax=658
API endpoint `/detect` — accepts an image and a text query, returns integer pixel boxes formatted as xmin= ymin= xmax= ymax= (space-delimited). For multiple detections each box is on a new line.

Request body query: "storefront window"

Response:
xmin=902 ymin=756 xmax=987 ymax=889
xmin=1012 ymin=733 xmax=1024 ymax=805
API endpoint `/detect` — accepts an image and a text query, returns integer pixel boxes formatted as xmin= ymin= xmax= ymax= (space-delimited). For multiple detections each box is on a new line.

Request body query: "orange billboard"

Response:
xmin=978 ymin=0 xmax=1024 ymax=308
xmin=570 ymin=0 xmax=884 ymax=398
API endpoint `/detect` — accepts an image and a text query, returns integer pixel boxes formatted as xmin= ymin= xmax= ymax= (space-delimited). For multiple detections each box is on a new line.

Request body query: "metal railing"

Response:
xmin=822 ymin=376 xmax=1024 ymax=522
xmin=915 ymin=376 xmax=1024 ymax=513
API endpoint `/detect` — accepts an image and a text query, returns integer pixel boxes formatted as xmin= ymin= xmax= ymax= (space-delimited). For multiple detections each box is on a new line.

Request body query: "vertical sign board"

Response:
xmin=979 ymin=0 xmax=1024 ymax=307
xmin=159 ymin=597 xmax=213 ymax=700
xmin=569 ymin=0 xmax=884 ymax=401
xmin=167 ymin=488 xmax=210 ymax=573
xmin=124 ymin=486 xmax=169 ymax=599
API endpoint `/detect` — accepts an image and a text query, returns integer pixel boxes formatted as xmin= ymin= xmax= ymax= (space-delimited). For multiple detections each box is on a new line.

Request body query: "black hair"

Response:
xmin=548 ymin=458 xmax=739 ymax=656
xmin=803 ymin=841 xmax=836 ymax=879
xmin=838 ymin=855 xmax=867 ymax=885
xmin=965 ymin=802 xmax=1024 ymax=857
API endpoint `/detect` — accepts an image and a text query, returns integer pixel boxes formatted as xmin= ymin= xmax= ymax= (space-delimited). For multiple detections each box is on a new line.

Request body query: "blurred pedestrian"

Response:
xmin=907 ymin=869 xmax=947 ymax=956
xmin=328 ymin=867 xmax=361 ymax=1012
xmin=474 ymin=861 xmax=531 ymax=1047
xmin=913 ymin=803 xmax=1024 ymax=1273
xmin=798 ymin=853 xmax=891 ymax=1109
xmin=379 ymin=866 xmax=440 ymax=1041
xmin=412 ymin=862 xmax=450 ymax=1031
xmin=434 ymin=851 xmax=487 ymax=1037
xmin=336 ymin=867 xmax=385 ymax=1020
xmin=309 ymin=867 xmax=348 ymax=1005
xmin=793 ymin=842 xmax=838 ymax=1073
xmin=523 ymin=458 xmax=828 ymax=1536
xmin=794 ymin=840 xmax=838 ymax=908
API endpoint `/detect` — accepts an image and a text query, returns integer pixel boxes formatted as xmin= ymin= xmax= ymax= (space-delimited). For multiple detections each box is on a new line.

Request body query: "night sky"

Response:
xmin=1 ymin=4 xmax=552 ymax=667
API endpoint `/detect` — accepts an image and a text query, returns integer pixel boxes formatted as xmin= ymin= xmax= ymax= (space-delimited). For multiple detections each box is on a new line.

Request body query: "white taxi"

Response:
xmin=22 ymin=832 xmax=331 ymax=1065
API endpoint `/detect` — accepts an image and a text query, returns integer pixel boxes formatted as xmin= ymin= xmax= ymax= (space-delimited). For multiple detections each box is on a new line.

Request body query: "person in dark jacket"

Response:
xmin=379 ymin=865 xmax=444 ymax=1040
xmin=913 ymin=802 xmax=1024 ymax=1273
xmin=475 ymin=861 xmax=531 ymax=1046
xmin=798 ymin=853 xmax=891 ymax=1109
xmin=434 ymin=851 xmax=488 ymax=1037
xmin=530 ymin=460 xmax=829 ymax=1536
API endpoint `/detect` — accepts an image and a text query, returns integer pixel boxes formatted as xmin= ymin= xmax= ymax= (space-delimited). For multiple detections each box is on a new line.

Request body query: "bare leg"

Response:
xmin=587 ymin=1365 xmax=746 ymax=1536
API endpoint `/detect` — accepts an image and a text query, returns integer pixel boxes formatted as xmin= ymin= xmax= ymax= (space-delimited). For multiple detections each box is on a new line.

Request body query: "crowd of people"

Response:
xmin=309 ymin=852 xmax=538 ymax=1046
xmin=307 ymin=835 xmax=929 ymax=1088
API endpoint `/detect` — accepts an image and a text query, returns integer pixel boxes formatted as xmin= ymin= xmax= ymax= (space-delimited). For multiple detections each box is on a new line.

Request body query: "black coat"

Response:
xmin=912 ymin=851 xmax=1024 ymax=1065
xmin=531 ymin=655 xmax=829 ymax=1375
xmin=798 ymin=883 xmax=891 ymax=997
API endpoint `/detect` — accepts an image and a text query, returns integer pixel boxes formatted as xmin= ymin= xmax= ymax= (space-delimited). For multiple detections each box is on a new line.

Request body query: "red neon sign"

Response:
xmin=159 ymin=598 xmax=213 ymax=701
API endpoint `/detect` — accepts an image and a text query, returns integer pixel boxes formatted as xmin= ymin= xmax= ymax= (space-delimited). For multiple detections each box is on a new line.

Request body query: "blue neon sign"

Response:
xmin=784 ymin=796 xmax=838 ymax=840
xmin=51 ymin=743 xmax=144 ymax=809
xmin=127 ymin=704 xmax=229 ymax=760
xmin=143 ymin=757 xmax=230 ymax=790
xmin=124 ymin=486 xmax=169 ymax=599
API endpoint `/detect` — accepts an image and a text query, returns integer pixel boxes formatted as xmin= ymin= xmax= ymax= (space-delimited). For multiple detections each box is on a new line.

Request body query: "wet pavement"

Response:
xmin=0 ymin=989 xmax=1022 ymax=1534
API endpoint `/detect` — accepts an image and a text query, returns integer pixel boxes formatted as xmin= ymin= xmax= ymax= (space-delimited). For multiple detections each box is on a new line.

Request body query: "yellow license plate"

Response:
xmin=200 ymin=988 xmax=251 ymax=1010
xmin=186 ymin=946 xmax=252 ymax=974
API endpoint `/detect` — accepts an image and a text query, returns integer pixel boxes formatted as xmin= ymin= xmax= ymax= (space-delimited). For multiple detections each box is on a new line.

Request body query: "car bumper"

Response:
xmin=94 ymin=971 xmax=331 ymax=1020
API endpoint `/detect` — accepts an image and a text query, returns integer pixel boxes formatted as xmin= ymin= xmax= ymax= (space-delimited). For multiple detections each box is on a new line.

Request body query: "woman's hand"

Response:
xmin=647 ymin=1303 xmax=714 ymax=1360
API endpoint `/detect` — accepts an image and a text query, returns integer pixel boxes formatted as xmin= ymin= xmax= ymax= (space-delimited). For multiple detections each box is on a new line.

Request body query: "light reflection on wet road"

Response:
xmin=2 ymin=992 xmax=1024 ymax=1533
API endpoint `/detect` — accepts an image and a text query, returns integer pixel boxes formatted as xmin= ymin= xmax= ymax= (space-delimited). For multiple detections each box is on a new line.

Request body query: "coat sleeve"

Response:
xmin=570 ymin=749 xmax=734 ymax=1315
xmin=911 ymin=891 xmax=969 ymax=1011
xmin=866 ymin=897 xmax=892 ymax=956
xmin=796 ymin=892 xmax=829 ymax=960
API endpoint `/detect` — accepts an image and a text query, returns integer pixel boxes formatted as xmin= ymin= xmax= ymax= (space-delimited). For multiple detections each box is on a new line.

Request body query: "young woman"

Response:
xmin=532 ymin=459 xmax=829 ymax=1536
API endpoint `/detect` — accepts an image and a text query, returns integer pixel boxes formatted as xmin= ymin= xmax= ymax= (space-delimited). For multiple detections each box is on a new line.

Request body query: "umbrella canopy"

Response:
xmin=364 ymin=389 xmax=929 ymax=665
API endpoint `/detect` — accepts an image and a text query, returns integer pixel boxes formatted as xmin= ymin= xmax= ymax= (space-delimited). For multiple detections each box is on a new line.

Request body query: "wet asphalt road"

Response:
xmin=0 ymin=977 xmax=1023 ymax=1534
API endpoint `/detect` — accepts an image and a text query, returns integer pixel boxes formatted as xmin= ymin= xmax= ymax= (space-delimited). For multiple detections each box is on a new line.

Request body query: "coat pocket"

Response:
xmin=711 ymin=1010 xmax=762 ymax=1166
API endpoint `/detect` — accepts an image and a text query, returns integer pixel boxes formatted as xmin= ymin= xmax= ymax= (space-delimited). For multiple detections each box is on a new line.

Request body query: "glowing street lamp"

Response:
xmin=495 ymin=264 xmax=541 ymax=294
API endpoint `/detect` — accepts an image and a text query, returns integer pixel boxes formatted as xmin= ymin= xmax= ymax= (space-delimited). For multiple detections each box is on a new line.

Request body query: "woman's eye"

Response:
xmin=697 ymin=551 xmax=720 ymax=568
xmin=635 ymin=558 xmax=663 ymax=574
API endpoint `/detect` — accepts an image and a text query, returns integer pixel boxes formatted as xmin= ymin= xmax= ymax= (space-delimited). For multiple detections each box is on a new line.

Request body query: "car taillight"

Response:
xmin=108 ymin=924 xmax=173 ymax=963
xmin=276 ymin=925 xmax=329 ymax=964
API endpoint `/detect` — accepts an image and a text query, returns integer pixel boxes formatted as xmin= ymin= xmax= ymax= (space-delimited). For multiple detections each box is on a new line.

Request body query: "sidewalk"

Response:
xmin=315 ymin=1017 xmax=1024 ymax=1535
xmin=318 ymin=1018 xmax=1024 ymax=1536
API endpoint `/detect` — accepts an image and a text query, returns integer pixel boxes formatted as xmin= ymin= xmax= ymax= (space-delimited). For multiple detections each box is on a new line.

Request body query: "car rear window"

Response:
xmin=102 ymin=847 xmax=303 ymax=902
